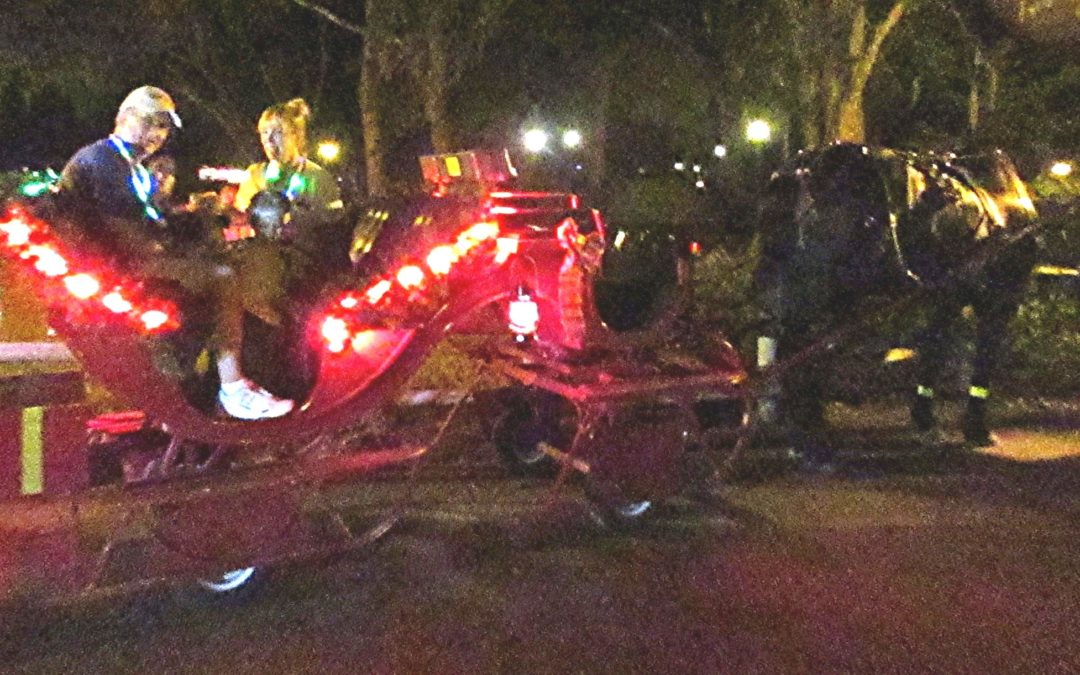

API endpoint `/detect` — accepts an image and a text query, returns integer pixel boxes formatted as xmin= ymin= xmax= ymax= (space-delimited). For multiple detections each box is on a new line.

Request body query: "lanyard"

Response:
xmin=263 ymin=160 xmax=307 ymax=200
xmin=108 ymin=135 xmax=162 ymax=222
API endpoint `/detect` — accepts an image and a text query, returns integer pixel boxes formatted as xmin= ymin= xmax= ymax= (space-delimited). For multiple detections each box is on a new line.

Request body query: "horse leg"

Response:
xmin=912 ymin=295 xmax=963 ymax=435
xmin=964 ymin=288 xmax=1023 ymax=447
xmin=779 ymin=299 xmax=835 ymax=469
xmin=964 ymin=238 xmax=1038 ymax=446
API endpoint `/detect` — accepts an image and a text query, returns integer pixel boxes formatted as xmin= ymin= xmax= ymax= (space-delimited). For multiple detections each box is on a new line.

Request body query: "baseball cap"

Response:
xmin=118 ymin=85 xmax=182 ymax=128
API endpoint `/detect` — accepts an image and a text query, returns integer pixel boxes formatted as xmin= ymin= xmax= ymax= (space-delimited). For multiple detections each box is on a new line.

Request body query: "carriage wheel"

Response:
xmin=148 ymin=441 xmax=307 ymax=596
xmin=578 ymin=401 xmax=696 ymax=529
xmin=691 ymin=396 xmax=753 ymax=483
xmin=197 ymin=567 xmax=259 ymax=594
xmin=584 ymin=487 xmax=656 ymax=530
xmin=491 ymin=388 xmax=576 ymax=477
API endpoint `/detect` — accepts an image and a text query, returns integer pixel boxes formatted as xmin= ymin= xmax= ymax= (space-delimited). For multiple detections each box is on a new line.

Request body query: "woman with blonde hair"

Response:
xmin=217 ymin=98 xmax=343 ymax=420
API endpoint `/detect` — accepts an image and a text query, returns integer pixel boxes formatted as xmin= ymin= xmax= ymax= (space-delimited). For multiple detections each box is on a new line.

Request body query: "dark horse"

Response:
xmin=755 ymin=142 xmax=1040 ymax=468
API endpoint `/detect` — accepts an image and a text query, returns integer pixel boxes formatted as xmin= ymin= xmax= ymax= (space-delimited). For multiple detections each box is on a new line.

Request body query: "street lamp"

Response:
xmin=562 ymin=129 xmax=582 ymax=149
xmin=523 ymin=128 xmax=549 ymax=153
xmin=713 ymin=144 xmax=727 ymax=158
xmin=746 ymin=119 xmax=772 ymax=144
xmin=1050 ymin=161 xmax=1073 ymax=178
xmin=317 ymin=140 xmax=341 ymax=163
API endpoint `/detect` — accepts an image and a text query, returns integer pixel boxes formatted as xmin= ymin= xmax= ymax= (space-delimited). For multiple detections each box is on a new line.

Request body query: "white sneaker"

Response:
xmin=218 ymin=379 xmax=294 ymax=420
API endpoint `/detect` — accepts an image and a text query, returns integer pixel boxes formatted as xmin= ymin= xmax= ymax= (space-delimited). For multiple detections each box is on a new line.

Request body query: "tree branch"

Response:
xmin=289 ymin=0 xmax=364 ymax=35
xmin=850 ymin=0 xmax=908 ymax=95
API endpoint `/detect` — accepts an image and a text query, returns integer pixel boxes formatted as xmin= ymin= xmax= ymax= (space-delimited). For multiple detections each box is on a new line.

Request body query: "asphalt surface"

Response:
xmin=1 ymin=404 xmax=1079 ymax=674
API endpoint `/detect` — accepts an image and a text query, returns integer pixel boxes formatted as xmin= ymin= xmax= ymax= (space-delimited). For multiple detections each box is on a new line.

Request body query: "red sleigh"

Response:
xmin=0 ymin=150 xmax=747 ymax=599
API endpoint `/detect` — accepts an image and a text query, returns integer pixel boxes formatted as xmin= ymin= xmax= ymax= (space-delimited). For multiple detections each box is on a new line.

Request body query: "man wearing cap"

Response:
xmin=55 ymin=86 xmax=295 ymax=420
xmin=57 ymin=85 xmax=183 ymax=263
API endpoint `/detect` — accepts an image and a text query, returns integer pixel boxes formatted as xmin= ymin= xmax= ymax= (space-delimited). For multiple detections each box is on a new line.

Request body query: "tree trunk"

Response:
xmin=360 ymin=23 xmax=387 ymax=197
xmin=833 ymin=0 xmax=908 ymax=143
xmin=968 ymin=46 xmax=982 ymax=135
xmin=422 ymin=3 xmax=454 ymax=154
xmin=585 ymin=60 xmax=612 ymax=196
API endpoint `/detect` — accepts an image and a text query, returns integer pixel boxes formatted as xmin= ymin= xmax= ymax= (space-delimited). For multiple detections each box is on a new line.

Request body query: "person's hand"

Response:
xmin=186 ymin=191 xmax=221 ymax=213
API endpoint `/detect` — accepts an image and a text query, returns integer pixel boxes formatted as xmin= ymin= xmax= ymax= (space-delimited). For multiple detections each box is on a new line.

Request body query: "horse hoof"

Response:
xmin=915 ymin=427 xmax=948 ymax=447
xmin=964 ymin=430 xmax=997 ymax=448
xmin=911 ymin=400 xmax=937 ymax=433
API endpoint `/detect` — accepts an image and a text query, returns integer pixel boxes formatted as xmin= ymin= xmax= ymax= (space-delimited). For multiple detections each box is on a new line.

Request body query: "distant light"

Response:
xmin=613 ymin=230 xmax=627 ymax=250
xmin=317 ymin=140 xmax=341 ymax=163
xmin=746 ymin=119 xmax=772 ymax=143
xmin=713 ymin=144 xmax=727 ymax=158
xmin=562 ymin=129 xmax=582 ymax=148
xmin=673 ymin=161 xmax=686 ymax=171
xmin=695 ymin=179 xmax=705 ymax=189
xmin=1050 ymin=161 xmax=1073 ymax=178
xmin=523 ymin=129 xmax=549 ymax=153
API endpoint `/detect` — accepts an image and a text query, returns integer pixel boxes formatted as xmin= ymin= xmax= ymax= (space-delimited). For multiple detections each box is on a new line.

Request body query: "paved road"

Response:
xmin=1 ymin=423 xmax=1079 ymax=674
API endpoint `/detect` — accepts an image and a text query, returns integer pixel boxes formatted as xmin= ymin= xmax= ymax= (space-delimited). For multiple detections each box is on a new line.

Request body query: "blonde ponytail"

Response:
xmin=259 ymin=97 xmax=312 ymax=155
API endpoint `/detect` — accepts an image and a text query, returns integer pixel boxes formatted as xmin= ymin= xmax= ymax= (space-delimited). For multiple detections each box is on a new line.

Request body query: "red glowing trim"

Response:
xmin=556 ymin=218 xmax=577 ymax=249
xmin=590 ymin=208 xmax=606 ymax=235
xmin=487 ymin=205 xmax=519 ymax=215
xmin=489 ymin=191 xmax=571 ymax=200
xmin=396 ymin=265 xmax=425 ymax=290
xmin=64 ymin=273 xmax=101 ymax=299
xmin=0 ymin=207 xmax=180 ymax=334
xmin=426 ymin=245 xmax=458 ymax=275
xmin=569 ymin=194 xmax=580 ymax=209
xmin=321 ymin=218 xmax=515 ymax=353
xmin=366 ymin=279 xmax=393 ymax=304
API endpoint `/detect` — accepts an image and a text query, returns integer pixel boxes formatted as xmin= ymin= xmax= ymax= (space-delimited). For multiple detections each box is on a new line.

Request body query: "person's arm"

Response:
xmin=57 ymin=147 xmax=167 ymax=265
xmin=232 ymin=163 xmax=263 ymax=213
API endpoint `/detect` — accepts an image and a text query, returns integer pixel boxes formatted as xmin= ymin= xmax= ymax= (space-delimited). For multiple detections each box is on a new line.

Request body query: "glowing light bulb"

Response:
xmin=321 ymin=317 xmax=350 ymax=344
xmin=523 ymin=129 xmax=549 ymax=153
xmin=102 ymin=291 xmax=133 ymax=314
xmin=427 ymin=245 xmax=458 ymax=275
xmin=140 ymin=310 xmax=169 ymax=331
xmin=0 ymin=218 xmax=31 ymax=246
xmin=1050 ymin=161 xmax=1073 ymax=178
xmin=63 ymin=273 xmax=101 ymax=299
xmin=397 ymin=265 xmax=425 ymax=290
xmin=494 ymin=237 xmax=519 ymax=264
xmin=365 ymin=279 xmax=393 ymax=304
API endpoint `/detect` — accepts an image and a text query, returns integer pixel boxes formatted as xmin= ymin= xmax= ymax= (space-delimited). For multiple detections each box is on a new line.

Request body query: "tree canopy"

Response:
xmin=0 ymin=0 xmax=1076 ymax=199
